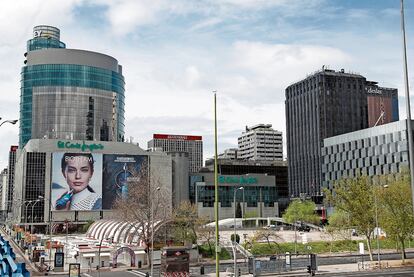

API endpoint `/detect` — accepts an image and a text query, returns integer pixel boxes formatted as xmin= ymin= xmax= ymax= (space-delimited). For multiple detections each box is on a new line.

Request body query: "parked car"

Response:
xmin=298 ymin=225 xmax=310 ymax=232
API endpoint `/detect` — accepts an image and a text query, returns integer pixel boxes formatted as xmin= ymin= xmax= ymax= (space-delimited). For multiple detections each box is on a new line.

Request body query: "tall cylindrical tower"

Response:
xmin=20 ymin=25 xmax=125 ymax=146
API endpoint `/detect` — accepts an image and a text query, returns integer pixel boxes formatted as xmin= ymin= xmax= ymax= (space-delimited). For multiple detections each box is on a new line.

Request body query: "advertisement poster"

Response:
xmin=51 ymin=152 xmax=103 ymax=211
xmin=102 ymin=155 xmax=148 ymax=209
xmin=69 ymin=263 xmax=80 ymax=277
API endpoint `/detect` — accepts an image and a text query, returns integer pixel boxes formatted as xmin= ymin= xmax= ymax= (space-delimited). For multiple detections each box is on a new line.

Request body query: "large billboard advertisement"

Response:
xmin=51 ymin=153 xmax=103 ymax=211
xmin=102 ymin=155 xmax=148 ymax=209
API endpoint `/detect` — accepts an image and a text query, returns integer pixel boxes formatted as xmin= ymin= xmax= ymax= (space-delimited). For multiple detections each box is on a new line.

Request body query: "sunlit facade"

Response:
xmin=20 ymin=25 xmax=125 ymax=147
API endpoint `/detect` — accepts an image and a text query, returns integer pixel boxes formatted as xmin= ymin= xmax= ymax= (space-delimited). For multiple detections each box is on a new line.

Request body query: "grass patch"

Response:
xmin=248 ymin=239 xmax=414 ymax=256
xmin=198 ymin=244 xmax=231 ymax=260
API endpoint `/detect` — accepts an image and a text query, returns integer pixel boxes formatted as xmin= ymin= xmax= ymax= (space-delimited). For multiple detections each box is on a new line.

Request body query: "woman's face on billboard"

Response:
xmin=63 ymin=156 xmax=93 ymax=193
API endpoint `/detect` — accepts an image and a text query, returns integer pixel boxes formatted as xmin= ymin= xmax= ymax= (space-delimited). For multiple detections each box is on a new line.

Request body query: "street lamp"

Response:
xmin=24 ymin=201 xmax=33 ymax=232
xmin=0 ymin=119 xmax=18 ymax=127
xmin=233 ymin=186 xmax=244 ymax=277
xmin=151 ymin=186 xmax=161 ymax=277
xmin=98 ymin=236 xmax=112 ymax=277
xmin=373 ymin=183 xmax=389 ymax=268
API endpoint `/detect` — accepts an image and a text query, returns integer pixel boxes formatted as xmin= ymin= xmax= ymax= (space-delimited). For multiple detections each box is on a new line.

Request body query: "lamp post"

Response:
xmin=151 ymin=187 xmax=161 ymax=277
xmin=373 ymin=183 xmax=389 ymax=268
xmin=31 ymin=199 xmax=41 ymax=232
xmin=233 ymin=186 xmax=244 ymax=277
xmin=0 ymin=119 xmax=18 ymax=127
xmin=24 ymin=201 xmax=33 ymax=232
xmin=98 ymin=236 xmax=112 ymax=277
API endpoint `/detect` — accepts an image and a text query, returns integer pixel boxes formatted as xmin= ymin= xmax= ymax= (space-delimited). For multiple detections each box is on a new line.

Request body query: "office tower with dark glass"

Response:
xmin=285 ymin=68 xmax=399 ymax=198
xmin=20 ymin=25 xmax=125 ymax=147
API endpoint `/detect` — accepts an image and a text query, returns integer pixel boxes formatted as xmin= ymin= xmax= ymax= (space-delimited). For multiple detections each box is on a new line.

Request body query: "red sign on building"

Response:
xmin=153 ymin=134 xmax=202 ymax=141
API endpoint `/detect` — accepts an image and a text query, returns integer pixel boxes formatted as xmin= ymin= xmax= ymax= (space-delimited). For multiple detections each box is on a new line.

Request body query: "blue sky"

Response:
xmin=0 ymin=0 xmax=413 ymax=169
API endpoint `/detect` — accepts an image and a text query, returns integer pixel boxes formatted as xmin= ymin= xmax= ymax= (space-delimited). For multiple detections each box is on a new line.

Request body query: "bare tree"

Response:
xmin=113 ymin=165 xmax=170 ymax=265
xmin=253 ymin=229 xmax=284 ymax=253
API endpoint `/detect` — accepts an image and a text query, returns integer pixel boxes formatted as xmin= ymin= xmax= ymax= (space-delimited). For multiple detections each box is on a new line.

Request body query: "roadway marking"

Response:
xmin=83 ymin=273 xmax=93 ymax=277
xmin=128 ymin=270 xmax=146 ymax=276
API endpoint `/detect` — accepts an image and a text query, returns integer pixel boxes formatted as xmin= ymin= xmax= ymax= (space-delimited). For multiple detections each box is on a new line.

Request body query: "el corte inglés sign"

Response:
xmin=57 ymin=140 xmax=104 ymax=152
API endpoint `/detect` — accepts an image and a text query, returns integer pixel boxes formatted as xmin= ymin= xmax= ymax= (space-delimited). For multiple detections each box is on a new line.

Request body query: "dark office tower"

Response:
xmin=20 ymin=25 xmax=125 ymax=147
xmin=365 ymin=81 xmax=399 ymax=127
xmin=285 ymin=68 xmax=369 ymax=197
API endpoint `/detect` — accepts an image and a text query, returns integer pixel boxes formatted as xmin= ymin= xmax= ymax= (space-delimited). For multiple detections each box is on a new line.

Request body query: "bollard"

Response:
xmin=200 ymin=265 xmax=205 ymax=275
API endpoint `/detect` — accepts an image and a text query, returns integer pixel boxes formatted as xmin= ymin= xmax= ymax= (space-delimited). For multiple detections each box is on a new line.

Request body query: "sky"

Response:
xmin=0 ymin=0 xmax=414 ymax=170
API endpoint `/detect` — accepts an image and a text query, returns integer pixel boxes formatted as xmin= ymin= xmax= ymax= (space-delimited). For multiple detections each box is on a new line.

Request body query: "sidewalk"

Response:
xmin=0 ymin=227 xmax=39 ymax=274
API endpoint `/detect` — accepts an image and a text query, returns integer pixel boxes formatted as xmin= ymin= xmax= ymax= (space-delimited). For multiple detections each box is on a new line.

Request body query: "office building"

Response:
xmin=238 ymin=124 xmax=283 ymax=161
xmin=285 ymin=67 xmax=399 ymax=197
xmin=322 ymin=120 xmax=410 ymax=190
xmin=20 ymin=25 xmax=125 ymax=147
xmin=11 ymin=139 xmax=172 ymax=230
xmin=201 ymin=158 xmax=289 ymax=213
xmin=192 ymin=172 xmax=278 ymax=220
xmin=218 ymin=148 xmax=238 ymax=160
xmin=148 ymin=134 xmax=203 ymax=173
xmin=0 ymin=168 xmax=7 ymax=220
xmin=6 ymin=146 xmax=17 ymax=213
xmin=366 ymin=81 xmax=399 ymax=127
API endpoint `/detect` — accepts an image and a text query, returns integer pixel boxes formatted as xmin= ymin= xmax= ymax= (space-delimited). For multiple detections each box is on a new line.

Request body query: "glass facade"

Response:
xmin=322 ymin=120 xmax=410 ymax=190
xmin=20 ymin=26 xmax=125 ymax=146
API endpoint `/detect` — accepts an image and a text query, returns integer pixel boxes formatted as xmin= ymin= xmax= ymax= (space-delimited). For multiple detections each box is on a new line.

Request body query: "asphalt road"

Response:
xmin=326 ymin=268 xmax=414 ymax=276
xmin=79 ymin=268 xmax=414 ymax=277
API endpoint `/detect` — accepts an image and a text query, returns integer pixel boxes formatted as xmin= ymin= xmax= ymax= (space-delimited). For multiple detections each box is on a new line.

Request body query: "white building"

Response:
xmin=218 ymin=148 xmax=238 ymax=160
xmin=148 ymin=134 xmax=203 ymax=173
xmin=238 ymin=124 xmax=283 ymax=161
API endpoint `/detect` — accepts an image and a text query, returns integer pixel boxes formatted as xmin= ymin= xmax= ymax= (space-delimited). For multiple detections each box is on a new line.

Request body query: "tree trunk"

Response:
xmin=366 ymin=236 xmax=373 ymax=261
xmin=400 ymin=239 xmax=406 ymax=264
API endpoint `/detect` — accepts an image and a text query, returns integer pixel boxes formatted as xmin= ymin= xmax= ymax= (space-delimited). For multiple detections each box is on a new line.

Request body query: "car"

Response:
xmin=298 ymin=225 xmax=310 ymax=232
xmin=264 ymin=224 xmax=277 ymax=229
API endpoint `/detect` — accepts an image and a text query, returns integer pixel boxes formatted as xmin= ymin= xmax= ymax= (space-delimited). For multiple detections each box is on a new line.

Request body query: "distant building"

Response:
xmin=238 ymin=124 xmax=283 ymax=161
xmin=148 ymin=134 xmax=203 ymax=173
xmin=0 ymin=168 xmax=7 ymax=219
xmin=6 ymin=146 xmax=17 ymax=213
xmin=285 ymin=67 xmax=399 ymax=198
xmin=322 ymin=120 xmax=410 ymax=190
xmin=218 ymin=148 xmax=238 ymax=160
xmin=365 ymin=81 xmax=399 ymax=127
xmin=201 ymin=158 xmax=289 ymax=213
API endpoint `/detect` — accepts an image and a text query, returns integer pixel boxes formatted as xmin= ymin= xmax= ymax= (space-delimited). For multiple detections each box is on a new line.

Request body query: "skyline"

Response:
xmin=1 ymin=0 xmax=414 ymax=169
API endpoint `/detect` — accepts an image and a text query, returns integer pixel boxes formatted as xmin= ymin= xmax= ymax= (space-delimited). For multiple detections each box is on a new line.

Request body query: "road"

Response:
xmin=79 ymin=268 xmax=414 ymax=277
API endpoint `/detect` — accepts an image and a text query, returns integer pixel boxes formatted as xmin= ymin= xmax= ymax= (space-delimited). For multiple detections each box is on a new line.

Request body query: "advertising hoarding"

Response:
xmin=51 ymin=152 xmax=103 ymax=211
xmin=102 ymin=154 xmax=148 ymax=209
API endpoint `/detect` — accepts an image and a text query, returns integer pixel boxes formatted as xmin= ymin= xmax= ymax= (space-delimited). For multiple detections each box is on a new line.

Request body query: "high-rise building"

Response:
xmin=148 ymin=134 xmax=203 ymax=173
xmin=365 ymin=81 xmax=399 ymax=127
xmin=285 ymin=67 xmax=399 ymax=197
xmin=0 ymin=168 xmax=7 ymax=213
xmin=237 ymin=124 xmax=283 ymax=161
xmin=20 ymin=25 xmax=125 ymax=147
xmin=6 ymin=146 xmax=17 ymax=213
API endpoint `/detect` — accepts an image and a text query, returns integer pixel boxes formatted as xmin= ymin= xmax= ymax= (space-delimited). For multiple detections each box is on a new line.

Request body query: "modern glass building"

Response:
xmin=322 ymin=120 xmax=411 ymax=190
xmin=20 ymin=25 xmax=125 ymax=147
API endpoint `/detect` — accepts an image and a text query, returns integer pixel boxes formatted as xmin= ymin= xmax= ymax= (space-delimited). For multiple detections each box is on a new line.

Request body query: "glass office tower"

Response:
xmin=20 ymin=25 xmax=125 ymax=146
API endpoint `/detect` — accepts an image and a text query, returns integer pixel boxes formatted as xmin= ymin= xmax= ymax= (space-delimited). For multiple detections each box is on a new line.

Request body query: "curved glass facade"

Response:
xmin=20 ymin=26 xmax=125 ymax=146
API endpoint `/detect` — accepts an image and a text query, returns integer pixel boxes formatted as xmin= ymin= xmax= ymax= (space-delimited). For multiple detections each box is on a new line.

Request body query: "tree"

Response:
xmin=113 ymin=166 xmax=170 ymax=266
xmin=252 ymin=229 xmax=283 ymax=253
xmin=325 ymin=175 xmax=376 ymax=261
xmin=173 ymin=201 xmax=204 ymax=245
xmin=377 ymin=173 xmax=414 ymax=263
xmin=282 ymin=200 xmax=319 ymax=225
xmin=283 ymin=199 xmax=319 ymax=254
xmin=324 ymin=210 xmax=352 ymax=254
xmin=198 ymin=226 xmax=215 ymax=255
